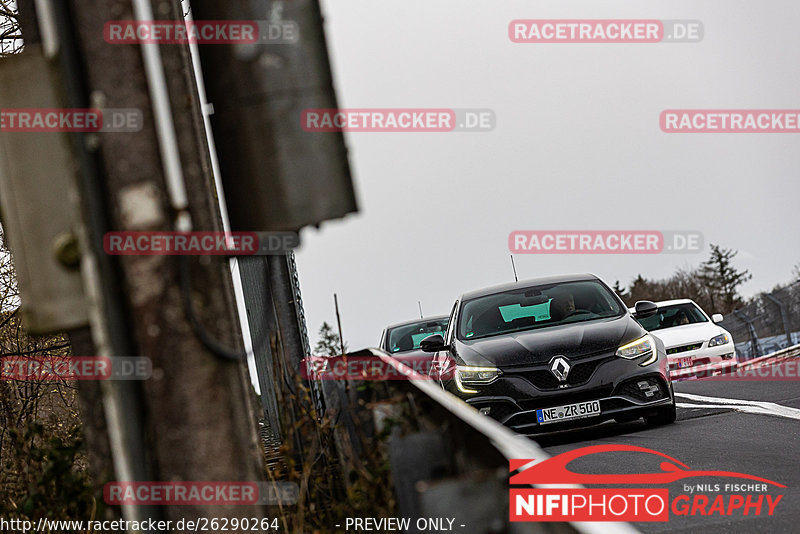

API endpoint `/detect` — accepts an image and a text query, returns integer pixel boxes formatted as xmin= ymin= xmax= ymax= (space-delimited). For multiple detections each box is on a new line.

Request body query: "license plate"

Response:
xmin=678 ymin=357 xmax=693 ymax=368
xmin=536 ymin=400 xmax=601 ymax=425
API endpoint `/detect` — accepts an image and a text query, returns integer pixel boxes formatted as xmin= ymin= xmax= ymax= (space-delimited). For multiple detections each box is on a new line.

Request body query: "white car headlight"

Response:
xmin=708 ymin=333 xmax=730 ymax=347
xmin=455 ymin=365 xmax=501 ymax=393
xmin=616 ymin=335 xmax=657 ymax=366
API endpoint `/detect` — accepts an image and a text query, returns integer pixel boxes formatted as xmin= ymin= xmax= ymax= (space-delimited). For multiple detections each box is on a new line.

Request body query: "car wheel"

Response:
xmin=645 ymin=403 xmax=676 ymax=426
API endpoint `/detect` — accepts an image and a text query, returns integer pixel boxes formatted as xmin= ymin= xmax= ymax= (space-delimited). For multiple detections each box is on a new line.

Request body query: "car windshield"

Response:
xmin=637 ymin=303 xmax=708 ymax=331
xmin=457 ymin=280 xmax=624 ymax=341
xmin=386 ymin=319 xmax=449 ymax=353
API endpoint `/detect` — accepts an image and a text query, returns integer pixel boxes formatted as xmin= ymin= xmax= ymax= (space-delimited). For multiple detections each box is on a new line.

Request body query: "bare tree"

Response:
xmin=0 ymin=228 xmax=92 ymax=520
xmin=0 ymin=0 xmax=22 ymax=57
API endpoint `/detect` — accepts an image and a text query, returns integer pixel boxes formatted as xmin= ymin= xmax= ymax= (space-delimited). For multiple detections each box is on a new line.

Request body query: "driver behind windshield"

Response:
xmin=674 ymin=310 xmax=690 ymax=326
xmin=549 ymin=293 xmax=575 ymax=321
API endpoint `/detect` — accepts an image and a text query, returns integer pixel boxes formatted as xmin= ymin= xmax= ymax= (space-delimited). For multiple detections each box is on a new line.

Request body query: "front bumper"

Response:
xmin=667 ymin=342 xmax=737 ymax=380
xmin=502 ymin=391 xmax=671 ymax=433
xmin=451 ymin=352 xmax=673 ymax=433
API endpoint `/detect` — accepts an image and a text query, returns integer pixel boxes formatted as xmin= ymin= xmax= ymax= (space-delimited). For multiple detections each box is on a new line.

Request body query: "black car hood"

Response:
xmin=455 ymin=315 xmax=645 ymax=368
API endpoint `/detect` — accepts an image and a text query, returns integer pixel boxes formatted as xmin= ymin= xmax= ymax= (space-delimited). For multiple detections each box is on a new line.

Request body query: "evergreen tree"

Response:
xmin=611 ymin=280 xmax=629 ymax=301
xmin=697 ymin=244 xmax=752 ymax=314
xmin=314 ymin=321 xmax=347 ymax=356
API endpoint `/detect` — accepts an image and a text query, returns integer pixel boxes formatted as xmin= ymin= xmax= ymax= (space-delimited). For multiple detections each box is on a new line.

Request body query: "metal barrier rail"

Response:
xmin=737 ymin=343 xmax=800 ymax=370
xmin=326 ymin=348 xmax=639 ymax=534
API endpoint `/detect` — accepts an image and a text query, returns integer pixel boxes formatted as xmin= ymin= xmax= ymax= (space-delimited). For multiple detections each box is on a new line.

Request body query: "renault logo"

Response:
xmin=550 ymin=356 xmax=571 ymax=382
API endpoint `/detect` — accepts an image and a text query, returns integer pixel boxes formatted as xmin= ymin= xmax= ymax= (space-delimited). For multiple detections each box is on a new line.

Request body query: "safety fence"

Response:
xmin=719 ymin=281 xmax=800 ymax=360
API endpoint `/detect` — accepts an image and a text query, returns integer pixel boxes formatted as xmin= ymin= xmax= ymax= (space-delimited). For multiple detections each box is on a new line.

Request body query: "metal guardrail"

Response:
xmin=737 ymin=343 xmax=800 ymax=370
xmin=327 ymin=348 xmax=639 ymax=534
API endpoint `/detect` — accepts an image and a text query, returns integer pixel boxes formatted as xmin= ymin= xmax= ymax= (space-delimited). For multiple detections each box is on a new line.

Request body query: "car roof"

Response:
xmin=459 ymin=273 xmax=601 ymax=301
xmin=383 ymin=315 xmax=449 ymax=330
xmin=651 ymin=299 xmax=696 ymax=307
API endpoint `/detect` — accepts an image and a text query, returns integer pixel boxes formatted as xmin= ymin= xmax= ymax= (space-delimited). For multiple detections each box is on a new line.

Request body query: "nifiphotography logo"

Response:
xmin=509 ymin=444 xmax=784 ymax=522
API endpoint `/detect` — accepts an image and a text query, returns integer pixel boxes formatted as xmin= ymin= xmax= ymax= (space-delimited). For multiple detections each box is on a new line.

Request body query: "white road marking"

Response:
xmin=677 ymin=402 xmax=800 ymax=420
xmin=675 ymin=392 xmax=800 ymax=421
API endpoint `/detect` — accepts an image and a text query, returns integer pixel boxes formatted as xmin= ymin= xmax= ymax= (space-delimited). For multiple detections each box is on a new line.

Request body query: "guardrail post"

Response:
xmin=764 ymin=293 xmax=793 ymax=348
xmin=734 ymin=310 xmax=761 ymax=360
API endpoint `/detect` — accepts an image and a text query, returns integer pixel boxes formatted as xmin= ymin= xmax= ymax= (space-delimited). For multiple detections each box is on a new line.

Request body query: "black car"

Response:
xmin=420 ymin=274 xmax=676 ymax=433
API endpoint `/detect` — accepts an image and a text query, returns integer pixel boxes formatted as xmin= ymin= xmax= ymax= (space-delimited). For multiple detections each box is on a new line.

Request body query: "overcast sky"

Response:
xmin=293 ymin=0 xmax=800 ymax=351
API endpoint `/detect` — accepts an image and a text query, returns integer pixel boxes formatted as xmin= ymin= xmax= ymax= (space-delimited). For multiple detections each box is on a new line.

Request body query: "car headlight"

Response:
xmin=616 ymin=334 xmax=657 ymax=366
xmin=455 ymin=365 xmax=501 ymax=394
xmin=708 ymin=333 xmax=730 ymax=347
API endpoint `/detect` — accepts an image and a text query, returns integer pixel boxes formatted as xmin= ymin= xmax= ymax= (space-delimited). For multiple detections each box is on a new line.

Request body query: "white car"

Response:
xmin=630 ymin=299 xmax=737 ymax=379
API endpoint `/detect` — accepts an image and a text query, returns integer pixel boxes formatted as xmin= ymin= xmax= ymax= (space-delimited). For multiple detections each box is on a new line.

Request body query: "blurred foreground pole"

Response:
xmin=72 ymin=0 xmax=268 ymax=523
xmin=190 ymin=0 xmax=356 ymax=480
xmin=0 ymin=0 xmax=150 ymax=525
xmin=1 ymin=0 xmax=270 ymax=528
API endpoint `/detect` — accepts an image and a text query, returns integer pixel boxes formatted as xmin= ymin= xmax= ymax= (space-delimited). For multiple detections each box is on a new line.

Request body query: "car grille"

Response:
xmin=667 ymin=343 xmax=703 ymax=355
xmin=617 ymin=376 xmax=668 ymax=402
xmin=521 ymin=356 xmax=616 ymax=390
xmin=517 ymin=386 xmax=614 ymax=411
xmin=467 ymin=399 xmax=518 ymax=422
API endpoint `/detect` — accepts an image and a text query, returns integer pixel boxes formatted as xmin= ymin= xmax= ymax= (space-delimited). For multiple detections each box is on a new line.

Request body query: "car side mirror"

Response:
xmin=633 ymin=300 xmax=658 ymax=319
xmin=420 ymin=334 xmax=447 ymax=353
xmin=712 ymin=313 xmax=723 ymax=323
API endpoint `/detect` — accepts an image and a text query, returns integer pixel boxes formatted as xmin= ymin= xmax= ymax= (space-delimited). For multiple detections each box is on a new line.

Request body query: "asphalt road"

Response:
xmin=532 ymin=360 xmax=800 ymax=534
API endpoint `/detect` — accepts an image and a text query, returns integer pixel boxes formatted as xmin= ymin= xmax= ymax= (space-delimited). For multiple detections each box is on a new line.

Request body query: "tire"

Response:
xmin=645 ymin=402 xmax=677 ymax=426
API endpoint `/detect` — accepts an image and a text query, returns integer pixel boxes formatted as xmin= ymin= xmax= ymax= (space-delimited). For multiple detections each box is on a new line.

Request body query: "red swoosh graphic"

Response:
xmin=510 ymin=444 xmax=785 ymax=487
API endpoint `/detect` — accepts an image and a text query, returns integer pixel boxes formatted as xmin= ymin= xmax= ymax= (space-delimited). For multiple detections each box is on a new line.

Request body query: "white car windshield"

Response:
xmin=638 ymin=303 xmax=708 ymax=331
